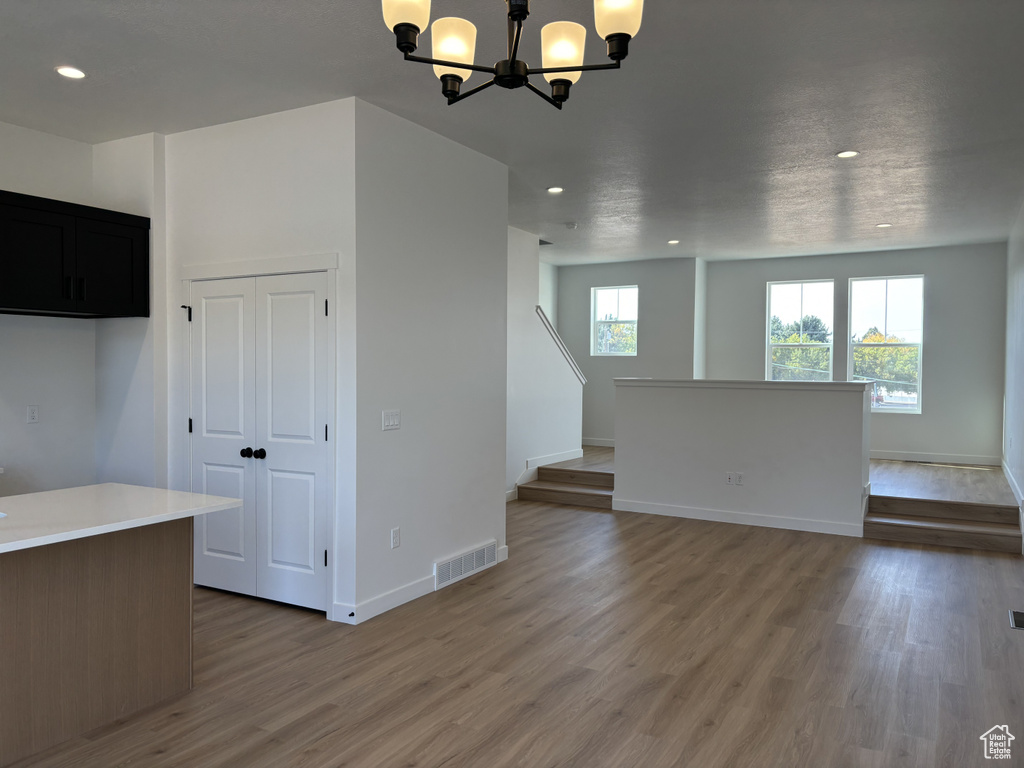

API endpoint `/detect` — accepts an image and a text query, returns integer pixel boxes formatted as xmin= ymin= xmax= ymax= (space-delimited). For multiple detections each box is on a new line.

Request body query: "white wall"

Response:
xmin=506 ymin=227 xmax=583 ymax=494
xmin=706 ymin=243 xmax=1007 ymax=465
xmin=0 ymin=121 xmax=97 ymax=495
xmin=1006 ymin=205 xmax=1024 ymax=504
xmin=165 ymin=98 xmax=358 ymax=610
xmin=352 ymin=100 xmax=507 ymax=617
xmin=557 ymin=258 xmax=697 ymax=444
xmin=0 ymin=317 xmax=97 ymax=495
xmin=0 ymin=121 xmax=94 ymax=204
xmin=614 ymin=379 xmax=871 ymax=537
xmin=539 ymin=260 xmax=558 ymax=326
xmin=164 ymin=98 xmax=508 ymax=624
xmin=693 ymin=257 xmax=707 ymax=379
xmin=92 ymin=134 xmax=168 ymax=488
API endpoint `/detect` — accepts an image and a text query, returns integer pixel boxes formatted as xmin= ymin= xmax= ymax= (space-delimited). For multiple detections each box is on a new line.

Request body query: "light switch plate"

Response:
xmin=382 ymin=410 xmax=401 ymax=431
xmin=26 ymin=406 xmax=39 ymax=424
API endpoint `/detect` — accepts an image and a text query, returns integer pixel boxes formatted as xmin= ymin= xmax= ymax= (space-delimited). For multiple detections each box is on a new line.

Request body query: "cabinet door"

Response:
xmin=75 ymin=219 xmax=149 ymax=316
xmin=0 ymin=204 xmax=76 ymax=313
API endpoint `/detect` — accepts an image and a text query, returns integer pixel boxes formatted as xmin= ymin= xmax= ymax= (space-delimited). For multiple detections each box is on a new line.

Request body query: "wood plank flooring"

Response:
xmin=13 ymin=500 xmax=1024 ymax=768
xmin=550 ymin=445 xmax=615 ymax=474
xmin=870 ymin=459 xmax=1018 ymax=507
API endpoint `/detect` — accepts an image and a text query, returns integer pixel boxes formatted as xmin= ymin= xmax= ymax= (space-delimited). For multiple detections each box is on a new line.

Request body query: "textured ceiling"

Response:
xmin=2 ymin=1 xmax=1024 ymax=264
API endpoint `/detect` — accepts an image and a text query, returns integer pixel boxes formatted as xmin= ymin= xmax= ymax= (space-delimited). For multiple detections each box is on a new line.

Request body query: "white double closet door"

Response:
xmin=190 ymin=272 xmax=329 ymax=611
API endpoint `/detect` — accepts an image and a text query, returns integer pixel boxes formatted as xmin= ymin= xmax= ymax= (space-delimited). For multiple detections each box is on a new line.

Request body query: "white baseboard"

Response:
xmin=527 ymin=448 xmax=583 ymax=469
xmin=870 ymin=450 xmax=1002 ymax=466
xmin=1004 ymin=461 xmax=1024 ymax=507
xmin=582 ymin=438 xmax=615 ymax=447
xmin=505 ymin=489 xmax=518 ymax=502
xmin=329 ymin=574 xmax=435 ymax=626
xmin=862 ymin=484 xmax=871 ymax=519
xmin=613 ymin=498 xmax=863 ymax=538
xmin=329 ymin=545 xmax=511 ymax=625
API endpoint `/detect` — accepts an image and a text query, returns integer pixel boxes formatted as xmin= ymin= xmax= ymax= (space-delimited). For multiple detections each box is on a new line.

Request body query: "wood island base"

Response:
xmin=0 ymin=518 xmax=194 ymax=767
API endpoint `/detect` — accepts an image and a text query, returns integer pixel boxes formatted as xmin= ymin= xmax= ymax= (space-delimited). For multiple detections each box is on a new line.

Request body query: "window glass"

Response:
xmin=766 ymin=280 xmax=834 ymax=381
xmin=850 ymin=276 xmax=923 ymax=413
xmin=591 ymin=286 xmax=638 ymax=356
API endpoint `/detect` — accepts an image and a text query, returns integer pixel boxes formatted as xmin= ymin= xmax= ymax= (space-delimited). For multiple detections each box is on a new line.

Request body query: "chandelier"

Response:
xmin=381 ymin=0 xmax=644 ymax=109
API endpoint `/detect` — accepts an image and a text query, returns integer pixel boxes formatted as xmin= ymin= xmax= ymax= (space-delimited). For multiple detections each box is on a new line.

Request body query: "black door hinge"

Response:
xmin=325 ymin=299 xmax=329 ymax=317
xmin=181 ymin=305 xmax=192 ymax=322
xmin=324 ymin=549 xmax=328 ymax=567
xmin=188 ymin=418 xmax=193 ymax=433
xmin=325 ymin=424 xmax=328 ymax=442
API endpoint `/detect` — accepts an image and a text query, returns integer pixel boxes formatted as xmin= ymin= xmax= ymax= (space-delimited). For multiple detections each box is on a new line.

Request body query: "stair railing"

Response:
xmin=535 ymin=305 xmax=586 ymax=386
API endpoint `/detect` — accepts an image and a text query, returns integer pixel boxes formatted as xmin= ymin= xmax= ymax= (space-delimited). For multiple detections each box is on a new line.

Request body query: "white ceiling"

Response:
xmin=2 ymin=1 xmax=1024 ymax=264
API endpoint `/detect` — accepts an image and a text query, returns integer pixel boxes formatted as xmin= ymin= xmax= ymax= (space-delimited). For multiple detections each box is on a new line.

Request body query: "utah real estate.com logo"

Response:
xmin=980 ymin=725 xmax=1014 ymax=760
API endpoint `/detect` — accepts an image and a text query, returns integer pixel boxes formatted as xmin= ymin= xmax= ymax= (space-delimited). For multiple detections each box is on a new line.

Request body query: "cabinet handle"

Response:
xmin=64 ymin=276 xmax=74 ymax=300
xmin=240 ymin=447 xmax=254 ymax=459
xmin=253 ymin=448 xmax=267 ymax=460
xmin=77 ymin=277 xmax=87 ymax=301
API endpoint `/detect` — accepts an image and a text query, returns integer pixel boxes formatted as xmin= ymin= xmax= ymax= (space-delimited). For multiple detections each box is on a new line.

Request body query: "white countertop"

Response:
xmin=0 ymin=483 xmax=241 ymax=554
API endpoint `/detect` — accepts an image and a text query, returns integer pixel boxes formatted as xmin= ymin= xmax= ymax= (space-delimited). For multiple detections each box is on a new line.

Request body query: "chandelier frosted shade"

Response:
xmin=431 ymin=17 xmax=477 ymax=83
xmin=594 ymin=0 xmax=644 ymax=38
xmin=382 ymin=0 xmax=431 ymax=32
xmin=541 ymin=22 xmax=587 ymax=84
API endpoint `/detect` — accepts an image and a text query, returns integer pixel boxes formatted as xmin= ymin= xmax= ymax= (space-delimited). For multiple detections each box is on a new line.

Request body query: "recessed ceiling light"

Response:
xmin=876 ymin=223 xmax=893 ymax=228
xmin=55 ymin=66 xmax=86 ymax=79
xmin=547 ymin=187 xmax=564 ymax=194
xmin=668 ymin=240 xmax=680 ymax=245
xmin=836 ymin=150 xmax=859 ymax=159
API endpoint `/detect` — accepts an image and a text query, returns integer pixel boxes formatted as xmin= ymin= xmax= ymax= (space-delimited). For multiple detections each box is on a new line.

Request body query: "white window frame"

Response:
xmin=765 ymin=279 xmax=835 ymax=381
xmin=848 ymin=275 xmax=924 ymax=415
xmin=590 ymin=285 xmax=638 ymax=357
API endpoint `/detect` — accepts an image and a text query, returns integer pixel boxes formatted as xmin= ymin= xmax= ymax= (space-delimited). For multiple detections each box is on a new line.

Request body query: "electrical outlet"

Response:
xmin=26 ymin=406 xmax=39 ymax=424
xmin=391 ymin=527 xmax=400 ymax=549
xmin=726 ymin=472 xmax=734 ymax=485
xmin=382 ymin=410 xmax=401 ymax=431
xmin=736 ymin=472 xmax=744 ymax=486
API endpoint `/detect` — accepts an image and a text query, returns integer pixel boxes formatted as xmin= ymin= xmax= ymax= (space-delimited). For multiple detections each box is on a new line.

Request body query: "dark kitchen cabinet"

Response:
xmin=0 ymin=190 xmax=149 ymax=318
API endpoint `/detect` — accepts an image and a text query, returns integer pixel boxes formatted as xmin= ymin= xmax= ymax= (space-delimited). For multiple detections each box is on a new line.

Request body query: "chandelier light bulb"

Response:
xmin=382 ymin=0 xmax=431 ymax=32
xmin=432 ymin=17 xmax=477 ymax=83
xmin=542 ymin=22 xmax=587 ymax=84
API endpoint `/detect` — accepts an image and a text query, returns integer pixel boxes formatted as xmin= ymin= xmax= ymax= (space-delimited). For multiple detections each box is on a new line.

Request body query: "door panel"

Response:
xmin=201 ymin=464 xmax=247 ymax=559
xmin=267 ymin=469 xmax=316 ymax=571
xmin=254 ymin=273 xmax=328 ymax=610
xmin=191 ymin=278 xmax=257 ymax=596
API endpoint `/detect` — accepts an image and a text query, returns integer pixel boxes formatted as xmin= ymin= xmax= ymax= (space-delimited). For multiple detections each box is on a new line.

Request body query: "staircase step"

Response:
xmin=517 ymin=480 xmax=613 ymax=510
xmin=537 ymin=466 xmax=614 ymax=488
xmin=869 ymin=495 xmax=1019 ymax=526
xmin=864 ymin=513 xmax=1022 ymax=554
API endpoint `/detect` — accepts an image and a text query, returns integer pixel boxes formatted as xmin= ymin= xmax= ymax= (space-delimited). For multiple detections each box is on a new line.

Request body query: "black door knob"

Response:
xmin=240 ymin=447 xmax=253 ymax=458
xmin=253 ymin=448 xmax=267 ymax=460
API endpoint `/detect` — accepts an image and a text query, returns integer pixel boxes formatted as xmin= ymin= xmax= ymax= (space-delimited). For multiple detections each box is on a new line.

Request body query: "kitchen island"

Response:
xmin=0 ymin=483 xmax=240 ymax=767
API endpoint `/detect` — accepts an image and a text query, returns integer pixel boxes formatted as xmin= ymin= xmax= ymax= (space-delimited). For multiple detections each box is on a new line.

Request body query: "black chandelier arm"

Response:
xmin=447 ymin=78 xmax=498 ymax=105
xmin=524 ymin=81 xmax=563 ymax=110
xmin=403 ymin=52 xmax=498 ymax=76
xmin=508 ymin=18 xmax=524 ymax=65
xmin=528 ymin=60 xmax=622 ymax=76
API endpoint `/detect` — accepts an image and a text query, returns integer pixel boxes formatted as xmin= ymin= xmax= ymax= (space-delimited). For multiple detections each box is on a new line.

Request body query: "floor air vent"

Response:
xmin=435 ymin=540 xmax=497 ymax=590
xmin=1011 ymin=610 xmax=1024 ymax=630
